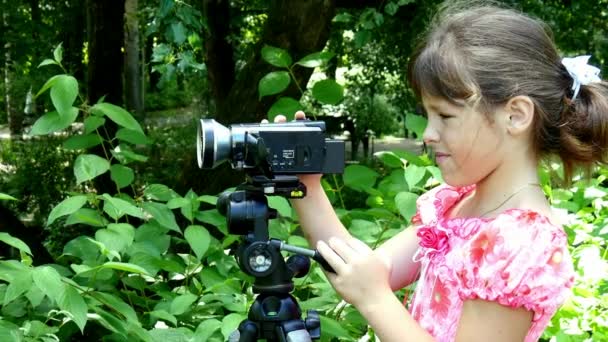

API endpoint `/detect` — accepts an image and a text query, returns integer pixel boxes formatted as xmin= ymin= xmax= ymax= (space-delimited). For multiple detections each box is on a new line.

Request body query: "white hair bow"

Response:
xmin=562 ymin=55 xmax=601 ymax=100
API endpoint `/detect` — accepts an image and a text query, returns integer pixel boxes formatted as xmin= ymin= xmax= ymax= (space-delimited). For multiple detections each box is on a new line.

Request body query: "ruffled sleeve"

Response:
xmin=411 ymin=184 xmax=473 ymax=226
xmin=455 ymin=210 xmax=575 ymax=322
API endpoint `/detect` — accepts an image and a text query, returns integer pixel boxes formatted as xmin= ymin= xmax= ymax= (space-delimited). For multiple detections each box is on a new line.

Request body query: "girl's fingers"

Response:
xmin=317 ymin=240 xmax=345 ymax=273
xmin=274 ymin=114 xmax=287 ymax=123
xmin=294 ymin=111 xmax=306 ymax=120
xmin=346 ymin=238 xmax=372 ymax=254
xmin=261 ymin=119 xmax=269 ymax=123
xmin=328 ymin=237 xmax=357 ymax=263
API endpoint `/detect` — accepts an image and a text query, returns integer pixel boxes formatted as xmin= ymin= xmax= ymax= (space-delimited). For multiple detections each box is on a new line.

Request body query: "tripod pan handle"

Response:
xmin=312 ymin=250 xmax=335 ymax=273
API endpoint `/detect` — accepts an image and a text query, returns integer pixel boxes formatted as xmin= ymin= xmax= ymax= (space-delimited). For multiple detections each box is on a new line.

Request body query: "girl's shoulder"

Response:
xmin=412 ymin=183 xmax=474 ymax=225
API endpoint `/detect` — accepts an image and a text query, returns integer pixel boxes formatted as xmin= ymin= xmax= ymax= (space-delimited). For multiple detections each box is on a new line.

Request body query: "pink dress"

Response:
xmin=408 ymin=184 xmax=575 ymax=342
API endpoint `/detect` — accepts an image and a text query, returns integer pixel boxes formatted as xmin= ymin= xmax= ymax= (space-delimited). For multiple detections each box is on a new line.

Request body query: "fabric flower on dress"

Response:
xmin=417 ymin=225 xmax=450 ymax=255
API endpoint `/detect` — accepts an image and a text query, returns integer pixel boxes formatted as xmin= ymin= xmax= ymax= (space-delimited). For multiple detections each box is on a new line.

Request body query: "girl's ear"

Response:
xmin=504 ymin=95 xmax=535 ymax=136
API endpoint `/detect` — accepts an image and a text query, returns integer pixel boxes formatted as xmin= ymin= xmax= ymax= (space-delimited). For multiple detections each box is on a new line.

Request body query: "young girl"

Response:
xmin=277 ymin=2 xmax=607 ymax=341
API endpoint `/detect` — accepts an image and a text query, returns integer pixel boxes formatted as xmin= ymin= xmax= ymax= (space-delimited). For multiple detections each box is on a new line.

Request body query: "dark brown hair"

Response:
xmin=408 ymin=2 xmax=608 ymax=183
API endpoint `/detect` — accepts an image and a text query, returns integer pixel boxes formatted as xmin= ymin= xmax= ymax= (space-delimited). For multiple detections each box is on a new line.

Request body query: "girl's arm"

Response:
xmin=292 ymin=177 xmax=421 ymax=289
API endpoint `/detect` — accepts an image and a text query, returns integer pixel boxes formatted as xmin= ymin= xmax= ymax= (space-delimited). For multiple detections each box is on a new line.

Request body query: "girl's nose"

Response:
xmin=422 ymin=123 xmax=439 ymax=145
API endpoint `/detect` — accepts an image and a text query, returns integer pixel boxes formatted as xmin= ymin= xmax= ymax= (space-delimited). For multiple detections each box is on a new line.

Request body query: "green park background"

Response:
xmin=0 ymin=0 xmax=606 ymax=340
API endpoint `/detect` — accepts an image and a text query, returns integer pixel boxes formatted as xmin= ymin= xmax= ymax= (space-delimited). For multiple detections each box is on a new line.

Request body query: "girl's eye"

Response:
xmin=439 ymin=114 xmax=453 ymax=119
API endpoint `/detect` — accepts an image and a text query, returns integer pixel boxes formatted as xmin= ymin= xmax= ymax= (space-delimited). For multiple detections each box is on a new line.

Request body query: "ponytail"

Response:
xmin=557 ymin=81 xmax=608 ymax=182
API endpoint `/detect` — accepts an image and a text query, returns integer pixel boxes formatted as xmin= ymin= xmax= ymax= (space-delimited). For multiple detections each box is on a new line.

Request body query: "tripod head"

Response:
xmin=217 ymin=176 xmax=333 ymax=293
xmin=218 ymin=175 xmax=333 ymax=341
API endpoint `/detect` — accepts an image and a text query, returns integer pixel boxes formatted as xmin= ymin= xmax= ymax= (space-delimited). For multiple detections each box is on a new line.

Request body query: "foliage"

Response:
xmin=0 ymin=137 xmax=75 ymax=225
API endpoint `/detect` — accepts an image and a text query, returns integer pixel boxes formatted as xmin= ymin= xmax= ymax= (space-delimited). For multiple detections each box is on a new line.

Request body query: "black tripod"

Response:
xmin=219 ymin=176 xmax=333 ymax=342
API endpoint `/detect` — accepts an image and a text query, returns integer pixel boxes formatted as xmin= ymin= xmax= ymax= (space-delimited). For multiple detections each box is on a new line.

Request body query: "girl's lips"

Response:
xmin=435 ymin=153 xmax=450 ymax=164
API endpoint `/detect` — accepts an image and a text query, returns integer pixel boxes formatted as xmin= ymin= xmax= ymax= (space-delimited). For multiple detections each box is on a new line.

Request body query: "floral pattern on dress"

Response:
xmin=408 ymin=184 xmax=575 ymax=342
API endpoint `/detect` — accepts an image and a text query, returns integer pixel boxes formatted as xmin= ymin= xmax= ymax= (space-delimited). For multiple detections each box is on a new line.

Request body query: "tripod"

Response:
xmin=219 ymin=176 xmax=333 ymax=342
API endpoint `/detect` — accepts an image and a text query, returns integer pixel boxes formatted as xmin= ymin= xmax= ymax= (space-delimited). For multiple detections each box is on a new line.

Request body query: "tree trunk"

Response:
xmin=124 ymin=0 xmax=144 ymax=121
xmin=3 ymin=0 xmax=22 ymax=136
xmin=145 ymin=35 xmax=160 ymax=90
xmin=203 ymin=0 xmax=235 ymax=114
xmin=87 ymin=0 xmax=125 ymax=105
xmin=62 ymin=0 xmax=86 ymax=82
xmin=86 ymin=0 xmax=125 ymax=194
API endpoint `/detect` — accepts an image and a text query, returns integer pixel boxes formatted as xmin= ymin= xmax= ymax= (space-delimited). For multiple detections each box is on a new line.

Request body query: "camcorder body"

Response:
xmin=197 ymin=119 xmax=345 ymax=176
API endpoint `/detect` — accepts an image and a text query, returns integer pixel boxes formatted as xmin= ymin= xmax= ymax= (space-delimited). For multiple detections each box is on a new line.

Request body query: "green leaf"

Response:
xmin=193 ymin=319 xmax=221 ymax=341
xmin=63 ymin=236 xmax=100 ymax=262
xmin=267 ymin=97 xmax=303 ymax=121
xmin=84 ymin=116 xmax=106 ymax=134
xmin=0 ymin=320 xmax=22 ymax=342
xmin=144 ymin=184 xmax=179 ymax=202
xmin=32 ymin=266 xmax=64 ymax=304
xmin=375 ymin=151 xmax=404 ymax=168
xmin=91 ymin=103 xmax=143 ymax=133
xmin=38 ymin=59 xmax=58 ymax=68
xmin=221 ymin=313 xmax=247 ymax=340
xmin=312 ymin=79 xmax=343 ymax=105
xmin=63 ymin=134 xmax=103 ymax=150
xmin=58 ymin=285 xmax=87 ymax=332
xmin=319 ymin=315 xmax=351 ymax=338
xmin=102 ymin=194 xmax=145 ymax=219
xmin=395 ymin=192 xmax=419 ymax=222
xmin=171 ymin=22 xmax=187 ymax=45
xmin=65 ymin=208 xmax=108 ymax=227
xmin=110 ymin=165 xmax=134 ymax=189
xmin=142 ymin=202 xmax=181 ymax=233
xmin=150 ymin=310 xmax=177 ymax=326
xmin=47 ymin=195 xmax=88 ymax=226
xmin=116 ymin=128 xmax=151 ymax=145
xmin=101 ymin=262 xmax=150 ymax=276
xmin=0 ymin=193 xmax=17 ymax=201
xmin=95 ymin=223 xmax=135 ymax=253
xmin=261 ymin=45 xmax=292 ymax=68
xmin=343 ymin=165 xmax=379 ymax=191
xmin=74 ymin=154 xmax=110 ymax=184
xmin=268 ymin=196 xmax=292 ymax=217
xmin=35 ymin=75 xmax=61 ymax=98
xmin=167 ymin=197 xmax=191 ymax=209
xmin=405 ymin=113 xmax=427 ymax=138
xmin=111 ymin=144 xmax=149 ymax=164
xmin=258 ymin=71 xmax=291 ymax=99
xmin=385 ymin=2 xmax=399 ymax=15
xmin=295 ymin=51 xmax=335 ymax=68
xmin=4 ymin=270 xmax=32 ymax=305
xmin=195 ymin=209 xmax=227 ymax=235
xmin=0 ymin=233 xmax=33 ymax=256
xmin=53 ymin=43 xmax=63 ymax=63
xmin=197 ymin=195 xmax=217 ymax=205
xmin=184 ymin=225 xmax=210 ymax=261
xmin=93 ymin=292 xmax=139 ymax=324
xmin=50 ymin=75 xmax=79 ymax=116
xmin=170 ymin=292 xmax=198 ymax=315
xmin=333 ymin=12 xmax=353 ymax=23
xmin=30 ymin=108 xmax=79 ymax=135
xmin=404 ymin=164 xmax=426 ymax=189
xmin=354 ymin=29 xmax=372 ymax=48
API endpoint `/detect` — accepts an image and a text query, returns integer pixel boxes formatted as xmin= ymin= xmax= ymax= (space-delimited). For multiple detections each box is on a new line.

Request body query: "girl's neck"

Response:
xmin=465 ymin=151 xmax=547 ymax=218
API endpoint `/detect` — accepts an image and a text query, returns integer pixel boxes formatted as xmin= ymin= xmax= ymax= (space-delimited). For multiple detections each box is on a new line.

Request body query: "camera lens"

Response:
xmin=197 ymin=119 xmax=231 ymax=168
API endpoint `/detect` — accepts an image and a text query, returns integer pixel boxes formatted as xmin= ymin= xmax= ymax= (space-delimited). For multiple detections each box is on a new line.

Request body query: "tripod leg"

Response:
xmin=228 ymin=320 xmax=258 ymax=342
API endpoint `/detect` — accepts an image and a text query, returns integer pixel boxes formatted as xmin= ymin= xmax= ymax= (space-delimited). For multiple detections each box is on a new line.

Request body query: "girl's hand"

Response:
xmin=317 ymin=237 xmax=392 ymax=309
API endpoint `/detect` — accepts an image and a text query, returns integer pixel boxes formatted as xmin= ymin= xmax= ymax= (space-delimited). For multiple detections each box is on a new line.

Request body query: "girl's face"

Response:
xmin=421 ymin=95 xmax=506 ymax=186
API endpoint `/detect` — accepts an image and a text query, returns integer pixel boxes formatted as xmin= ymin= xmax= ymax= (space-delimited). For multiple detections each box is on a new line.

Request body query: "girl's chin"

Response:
xmin=440 ymin=174 xmax=478 ymax=188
